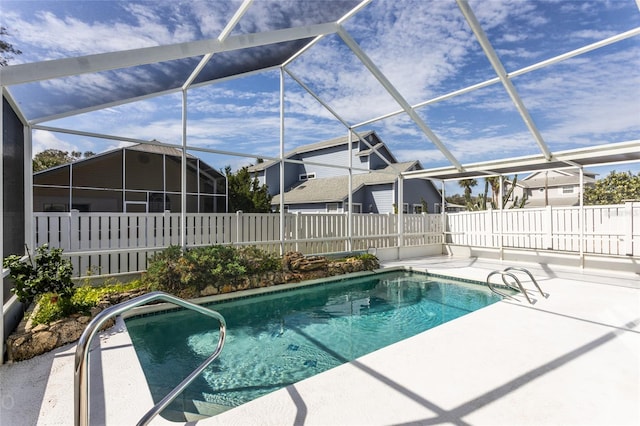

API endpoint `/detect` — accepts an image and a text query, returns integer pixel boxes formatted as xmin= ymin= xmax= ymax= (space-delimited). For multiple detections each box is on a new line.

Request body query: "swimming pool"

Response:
xmin=125 ymin=270 xmax=501 ymax=421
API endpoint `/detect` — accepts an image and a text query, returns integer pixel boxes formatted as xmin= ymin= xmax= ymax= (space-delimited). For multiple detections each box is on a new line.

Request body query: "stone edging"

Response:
xmin=5 ymin=252 xmax=377 ymax=362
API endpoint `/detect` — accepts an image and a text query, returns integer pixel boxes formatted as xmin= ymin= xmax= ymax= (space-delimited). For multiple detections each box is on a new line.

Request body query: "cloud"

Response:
xmin=32 ymin=130 xmax=84 ymax=155
xmin=6 ymin=0 xmax=638 ymax=175
xmin=514 ymin=46 xmax=640 ymax=146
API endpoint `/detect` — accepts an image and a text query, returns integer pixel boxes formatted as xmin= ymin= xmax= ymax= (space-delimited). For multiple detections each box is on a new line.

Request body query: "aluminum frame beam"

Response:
xmin=0 ymin=22 xmax=339 ymax=87
xmin=336 ymin=26 xmax=463 ymax=171
xmin=456 ymin=0 xmax=551 ymax=161
xmin=402 ymin=139 xmax=640 ymax=181
xmin=182 ymin=0 xmax=254 ymax=91
xmin=283 ymin=67 xmax=399 ymax=173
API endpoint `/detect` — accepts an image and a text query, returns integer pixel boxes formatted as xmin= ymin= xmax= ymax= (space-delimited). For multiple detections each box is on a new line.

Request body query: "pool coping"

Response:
xmin=122 ymin=266 xmax=511 ymax=321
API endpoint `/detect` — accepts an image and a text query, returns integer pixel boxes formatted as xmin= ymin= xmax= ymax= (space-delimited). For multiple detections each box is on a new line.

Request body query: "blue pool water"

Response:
xmin=125 ymin=270 xmax=500 ymax=420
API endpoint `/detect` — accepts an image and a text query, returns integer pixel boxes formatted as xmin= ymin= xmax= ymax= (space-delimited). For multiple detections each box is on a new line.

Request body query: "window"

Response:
xmin=351 ymin=203 xmax=362 ymax=213
xmin=562 ymin=185 xmax=574 ymax=194
xmin=44 ymin=203 xmax=66 ymax=212
xmin=299 ymin=172 xmax=316 ymax=181
xmin=413 ymin=204 xmax=423 ymax=214
xmin=403 ymin=203 xmax=409 ymax=214
xmin=326 ymin=203 xmax=340 ymax=212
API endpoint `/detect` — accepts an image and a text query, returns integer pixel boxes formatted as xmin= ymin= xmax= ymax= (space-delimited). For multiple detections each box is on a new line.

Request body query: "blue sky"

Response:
xmin=1 ymin=0 xmax=639 ymax=193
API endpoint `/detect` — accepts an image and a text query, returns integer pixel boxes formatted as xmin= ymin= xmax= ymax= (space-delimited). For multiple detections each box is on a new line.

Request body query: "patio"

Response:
xmin=1 ymin=255 xmax=637 ymax=425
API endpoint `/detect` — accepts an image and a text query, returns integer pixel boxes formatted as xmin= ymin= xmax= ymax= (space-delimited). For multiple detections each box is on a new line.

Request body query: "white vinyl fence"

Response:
xmin=33 ymin=211 xmax=443 ymax=277
xmin=446 ymin=202 xmax=640 ymax=257
xmin=33 ymin=203 xmax=639 ymax=278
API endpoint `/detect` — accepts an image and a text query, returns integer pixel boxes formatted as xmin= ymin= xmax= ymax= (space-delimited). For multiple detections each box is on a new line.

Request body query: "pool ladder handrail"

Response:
xmin=74 ymin=291 xmax=226 ymax=426
xmin=486 ymin=267 xmax=546 ymax=304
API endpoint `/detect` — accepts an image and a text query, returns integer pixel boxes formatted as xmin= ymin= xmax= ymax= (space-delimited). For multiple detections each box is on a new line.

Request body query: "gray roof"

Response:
xmin=272 ymin=162 xmax=419 ymax=204
xmin=126 ymin=142 xmax=197 ymax=159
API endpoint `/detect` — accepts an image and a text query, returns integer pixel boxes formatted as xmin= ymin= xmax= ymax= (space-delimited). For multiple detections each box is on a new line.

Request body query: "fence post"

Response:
xmin=625 ymin=201 xmax=635 ymax=256
xmin=69 ymin=209 xmax=80 ymax=252
xmin=544 ymin=205 xmax=553 ymax=249
xmin=295 ymin=212 xmax=300 ymax=252
xmin=236 ymin=211 xmax=242 ymax=245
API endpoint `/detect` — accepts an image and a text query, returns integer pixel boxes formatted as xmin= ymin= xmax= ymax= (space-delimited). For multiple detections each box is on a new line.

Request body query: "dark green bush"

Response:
xmin=3 ymin=245 xmax=74 ymax=304
xmin=143 ymin=245 xmax=282 ymax=296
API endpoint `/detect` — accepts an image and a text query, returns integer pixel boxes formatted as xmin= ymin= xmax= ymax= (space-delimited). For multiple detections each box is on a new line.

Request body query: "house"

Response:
xmin=33 ymin=143 xmax=227 ymax=213
xmin=509 ymin=169 xmax=596 ymax=208
xmin=248 ymin=132 xmax=441 ymax=213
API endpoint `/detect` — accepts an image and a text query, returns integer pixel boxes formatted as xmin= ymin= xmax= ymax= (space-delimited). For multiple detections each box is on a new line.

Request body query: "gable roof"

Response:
xmin=34 ymin=142 xmax=220 ymax=178
xmin=272 ymin=161 xmax=420 ymax=204
xmin=126 ymin=141 xmax=198 ymax=158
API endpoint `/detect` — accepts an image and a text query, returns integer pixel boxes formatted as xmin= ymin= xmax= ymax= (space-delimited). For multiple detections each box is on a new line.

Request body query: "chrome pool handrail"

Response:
xmin=74 ymin=291 xmax=226 ymax=426
xmin=502 ymin=266 xmax=546 ymax=298
xmin=486 ymin=271 xmax=532 ymax=303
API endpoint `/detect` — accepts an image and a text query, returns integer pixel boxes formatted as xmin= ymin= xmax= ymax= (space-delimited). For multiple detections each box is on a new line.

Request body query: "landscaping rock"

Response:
xmin=5 ymin=251 xmax=377 ymax=362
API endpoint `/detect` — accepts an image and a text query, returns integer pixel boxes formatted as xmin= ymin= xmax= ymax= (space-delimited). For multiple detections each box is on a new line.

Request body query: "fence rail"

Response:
xmin=32 ymin=203 xmax=639 ymax=278
xmin=446 ymin=202 xmax=640 ymax=257
xmin=33 ymin=212 xmax=442 ymax=277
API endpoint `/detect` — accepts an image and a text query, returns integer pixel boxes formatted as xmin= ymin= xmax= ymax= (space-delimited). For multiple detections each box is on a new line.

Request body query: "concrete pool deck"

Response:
xmin=1 ymin=256 xmax=638 ymax=425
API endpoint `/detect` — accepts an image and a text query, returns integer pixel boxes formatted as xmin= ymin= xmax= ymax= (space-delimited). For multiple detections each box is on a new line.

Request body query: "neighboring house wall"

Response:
xmin=368 ymin=184 xmax=395 ymax=214
xmin=402 ymin=178 xmax=441 ymax=213
xmin=510 ymin=170 xmax=595 ymax=208
xmin=254 ymin=131 xmax=441 ymax=214
xmin=33 ymin=146 xmax=227 ymax=213
xmin=254 ymin=133 xmax=386 ymax=197
xmin=299 ymin=144 xmax=356 ymax=179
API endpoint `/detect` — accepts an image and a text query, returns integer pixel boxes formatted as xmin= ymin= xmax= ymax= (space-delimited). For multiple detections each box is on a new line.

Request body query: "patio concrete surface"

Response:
xmin=1 ymin=256 xmax=638 ymax=425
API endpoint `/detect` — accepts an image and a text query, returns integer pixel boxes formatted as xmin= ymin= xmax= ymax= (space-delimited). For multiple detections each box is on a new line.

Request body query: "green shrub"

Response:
xmin=30 ymin=280 xmax=146 ymax=325
xmin=143 ymin=244 xmax=282 ymax=295
xmin=355 ymin=253 xmax=380 ymax=270
xmin=144 ymin=245 xmax=184 ymax=294
xmin=3 ymin=245 xmax=74 ymax=304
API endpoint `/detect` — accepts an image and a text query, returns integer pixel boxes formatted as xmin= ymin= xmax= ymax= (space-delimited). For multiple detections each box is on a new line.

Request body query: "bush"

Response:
xmin=30 ymin=280 xmax=146 ymax=325
xmin=354 ymin=253 xmax=380 ymax=270
xmin=3 ymin=245 xmax=74 ymax=304
xmin=143 ymin=245 xmax=282 ymax=296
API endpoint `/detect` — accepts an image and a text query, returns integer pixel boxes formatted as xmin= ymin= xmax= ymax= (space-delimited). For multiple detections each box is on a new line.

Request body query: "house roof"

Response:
xmin=126 ymin=142 xmax=198 ymax=159
xmin=272 ymin=161 xmax=419 ymax=204
xmin=248 ymin=130 xmax=377 ymax=173
xmin=34 ymin=142 xmax=222 ymax=178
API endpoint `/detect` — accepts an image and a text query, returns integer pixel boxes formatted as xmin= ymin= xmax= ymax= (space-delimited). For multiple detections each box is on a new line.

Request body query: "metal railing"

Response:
xmin=486 ymin=267 xmax=546 ymax=304
xmin=74 ymin=291 xmax=226 ymax=426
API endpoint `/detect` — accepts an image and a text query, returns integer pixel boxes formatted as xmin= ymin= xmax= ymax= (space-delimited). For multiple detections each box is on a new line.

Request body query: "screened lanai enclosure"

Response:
xmin=1 ymin=0 xmax=640 ymax=357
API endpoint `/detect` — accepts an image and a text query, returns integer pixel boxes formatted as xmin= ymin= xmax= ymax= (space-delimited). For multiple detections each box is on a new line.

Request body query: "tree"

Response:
xmin=457 ymin=179 xmax=477 ymax=209
xmin=225 ymin=166 xmax=272 ymax=213
xmin=0 ymin=26 xmax=22 ymax=67
xmin=485 ymin=176 xmax=502 ymax=207
xmin=33 ymin=149 xmax=96 ymax=172
xmin=445 ymin=194 xmax=467 ymax=206
xmin=584 ymin=171 xmax=640 ymax=205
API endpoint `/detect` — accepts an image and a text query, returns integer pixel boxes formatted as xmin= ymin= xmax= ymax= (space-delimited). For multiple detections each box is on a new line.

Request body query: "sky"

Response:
xmin=1 ymin=0 xmax=639 ymax=194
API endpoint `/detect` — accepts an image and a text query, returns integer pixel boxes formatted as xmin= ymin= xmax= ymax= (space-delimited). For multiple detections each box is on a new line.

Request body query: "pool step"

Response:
xmin=177 ymin=398 xmax=233 ymax=422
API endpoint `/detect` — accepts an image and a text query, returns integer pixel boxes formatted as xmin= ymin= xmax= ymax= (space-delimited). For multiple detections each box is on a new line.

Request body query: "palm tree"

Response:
xmin=458 ymin=179 xmax=477 ymax=208
xmin=485 ymin=176 xmax=502 ymax=208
